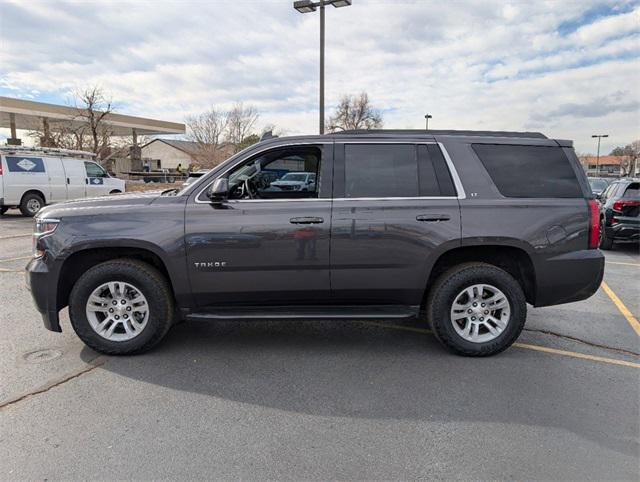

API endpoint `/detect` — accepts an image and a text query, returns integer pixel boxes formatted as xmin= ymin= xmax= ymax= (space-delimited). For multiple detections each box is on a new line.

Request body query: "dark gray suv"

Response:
xmin=26 ymin=130 xmax=604 ymax=356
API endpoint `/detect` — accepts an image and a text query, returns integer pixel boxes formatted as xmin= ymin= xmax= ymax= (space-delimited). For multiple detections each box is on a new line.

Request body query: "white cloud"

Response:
xmin=0 ymin=0 xmax=638 ymax=153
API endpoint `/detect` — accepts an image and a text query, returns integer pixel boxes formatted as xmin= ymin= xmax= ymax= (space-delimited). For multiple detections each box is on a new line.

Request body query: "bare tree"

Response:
xmin=621 ymin=140 xmax=640 ymax=176
xmin=225 ymin=102 xmax=259 ymax=152
xmin=186 ymin=107 xmax=227 ymax=147
xmin=326 ymin=92 xmax=383 ymax=132
xmin=28 ymin=85 xmax=114 ymax=160
xmin=73 ymin=86 xmax=114 ymax=159
xmin=185 ymin=107 xmax=229 ymax=167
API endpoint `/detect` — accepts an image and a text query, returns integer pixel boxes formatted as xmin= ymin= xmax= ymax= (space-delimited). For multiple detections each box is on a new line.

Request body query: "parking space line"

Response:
xmin=0 ymin=268 xmax=23 ymax=273
xmin=607 ymin=261 xmax=640 ymax=267
xmin=0 ymin=233 xmax=31 ymax=240
xmin=601 ymin=281 xmax=640 ymax=337
xmin=0 ymin=256 xmax=31 ymax=263
xmin=355 ymin=321 xmax=640 ymax=369
xmin=512 ymin=342 xmax=640 ymax=369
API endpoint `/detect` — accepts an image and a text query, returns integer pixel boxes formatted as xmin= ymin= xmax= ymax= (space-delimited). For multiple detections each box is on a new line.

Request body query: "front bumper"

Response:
xmin=26 ymin=256 xmax=61 ymax=332
xmin=534 ymin=249 xmax=605 ymax=307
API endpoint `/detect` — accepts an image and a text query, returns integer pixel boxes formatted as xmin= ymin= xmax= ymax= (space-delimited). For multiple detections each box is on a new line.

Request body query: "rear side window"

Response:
xmin=472 ymin=144 xmax=582 ymax=198
xmin=343 ymin=144 xmax=456 ymax=198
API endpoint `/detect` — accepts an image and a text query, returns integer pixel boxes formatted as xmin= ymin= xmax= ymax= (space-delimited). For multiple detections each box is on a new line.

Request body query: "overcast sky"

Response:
xmin=1 ymin=0 xmax=638 ymax=153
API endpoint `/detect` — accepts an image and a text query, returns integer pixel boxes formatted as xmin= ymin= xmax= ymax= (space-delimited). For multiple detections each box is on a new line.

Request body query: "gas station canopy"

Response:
xmin=0 ymin=96 xmax=185 ymax=139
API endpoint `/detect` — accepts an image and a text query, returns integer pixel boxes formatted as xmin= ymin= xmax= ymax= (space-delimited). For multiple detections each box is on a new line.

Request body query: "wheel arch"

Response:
xmin=21 ymin=189 xmax=47 ymax=204
xmin=423 ymin=242 xmax=537 ymax=307
xmin=56 ymin=245 xmax=175 ymax=312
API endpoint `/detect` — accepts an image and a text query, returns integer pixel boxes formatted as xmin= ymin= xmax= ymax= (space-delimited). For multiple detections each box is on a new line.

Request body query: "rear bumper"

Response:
xmin=26 ymin=256 xmax=61 ymax=332
xmin=534 ymin=249 xmax=605 ymax=307
xmin=605 ymin=223 xmax=640 ymax=242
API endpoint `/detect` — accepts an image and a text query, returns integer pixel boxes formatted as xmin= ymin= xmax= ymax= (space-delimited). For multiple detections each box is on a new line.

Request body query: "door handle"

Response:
xmin=66 ymin=177 xmax=70 ymax=184
xmin=416 ymin=214 xmax=451 ymax=222
xmin=290 ymin=217 xmax=324 ymax=224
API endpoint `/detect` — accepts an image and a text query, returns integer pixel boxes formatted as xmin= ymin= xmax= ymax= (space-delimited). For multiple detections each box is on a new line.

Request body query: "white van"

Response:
xmin=0 ymin=147 xmax=125 ymax=216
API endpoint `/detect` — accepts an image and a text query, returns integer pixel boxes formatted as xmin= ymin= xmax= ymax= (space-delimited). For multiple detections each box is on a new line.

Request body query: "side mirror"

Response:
xmin=207 ymin=178 xmax=229 ymax=203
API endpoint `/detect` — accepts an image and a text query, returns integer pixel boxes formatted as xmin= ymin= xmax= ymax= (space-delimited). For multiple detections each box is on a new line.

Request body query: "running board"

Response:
xmin=185 ymin=305 xmax=420 ymax=322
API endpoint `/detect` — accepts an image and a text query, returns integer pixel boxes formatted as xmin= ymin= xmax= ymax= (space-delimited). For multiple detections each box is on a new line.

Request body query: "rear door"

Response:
xmin=330 ymin=141 xmax=462 ymax=307
xmin=62 ymin=159 xmax=86 ymax=200
xmin=43 ymin=157 xmax=67 ymax=202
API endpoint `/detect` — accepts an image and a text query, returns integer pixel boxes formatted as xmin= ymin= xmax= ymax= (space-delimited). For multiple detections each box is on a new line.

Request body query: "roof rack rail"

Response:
xmin=331 ymin=129 xmax=548 ymax=139
xmin=0 ymin=146 xmax=96 ymax=158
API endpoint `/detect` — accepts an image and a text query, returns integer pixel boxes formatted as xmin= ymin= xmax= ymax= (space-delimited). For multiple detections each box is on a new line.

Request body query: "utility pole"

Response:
xmin=294 ymin=0 xmax=352 ymax=135
xmin=592 ymin=134 xmax=609 ymax=176
xmin=425 ymin=114 xmax=432 ymax=131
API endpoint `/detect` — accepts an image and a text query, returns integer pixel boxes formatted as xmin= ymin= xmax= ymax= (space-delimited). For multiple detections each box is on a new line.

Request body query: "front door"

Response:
xmin=185 ymin=143 xmax=333 ymax=309
xmin=84 ymin=161 xmax=110 ymax=196
xmin=330 ymin=142 xmax=462 ymax=307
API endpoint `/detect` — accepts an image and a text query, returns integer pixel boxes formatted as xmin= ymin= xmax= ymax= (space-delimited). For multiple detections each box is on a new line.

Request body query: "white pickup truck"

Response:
xmin=0 ymin=146 xmax=125 ymax=216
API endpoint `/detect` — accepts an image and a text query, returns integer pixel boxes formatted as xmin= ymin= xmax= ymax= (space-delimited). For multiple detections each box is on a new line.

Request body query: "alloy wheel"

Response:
xmin=85 ymin=281 xmax=149 ymax=341
xmin=450 ymin=283 xmax=511 ymax=343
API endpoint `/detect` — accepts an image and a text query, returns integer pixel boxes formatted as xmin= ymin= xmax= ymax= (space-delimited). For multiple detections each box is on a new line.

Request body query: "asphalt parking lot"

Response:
xmin=1 ymin=209 xmax=639 ymax=480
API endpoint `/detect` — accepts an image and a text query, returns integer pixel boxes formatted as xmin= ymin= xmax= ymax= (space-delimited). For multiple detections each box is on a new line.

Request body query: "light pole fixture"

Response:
xmin=591 ymin=134 xmax=608 ymax=176
xmin=293 ymin=0 xmax=352 ymax=134
xmin=425 ymin=114 xmax=432 ymax=130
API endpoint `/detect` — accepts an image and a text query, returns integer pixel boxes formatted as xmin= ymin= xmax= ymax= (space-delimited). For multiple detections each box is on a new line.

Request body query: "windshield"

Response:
xmin=280 ymin=173 xmax=307 ymax=182
xmin=589 ymin=179 xmax=608 ymax=191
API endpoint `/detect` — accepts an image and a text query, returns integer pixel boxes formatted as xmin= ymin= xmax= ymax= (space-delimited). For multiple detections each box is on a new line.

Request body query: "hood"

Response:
xmin=37 ymin=191 xmax=162 ymax=219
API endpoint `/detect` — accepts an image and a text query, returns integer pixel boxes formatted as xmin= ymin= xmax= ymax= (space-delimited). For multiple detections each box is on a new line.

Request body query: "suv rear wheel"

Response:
xmin=69 ymin=259 xmax=174 ymax=355
xmin=426 ymin=262 xmax=526 ymax=356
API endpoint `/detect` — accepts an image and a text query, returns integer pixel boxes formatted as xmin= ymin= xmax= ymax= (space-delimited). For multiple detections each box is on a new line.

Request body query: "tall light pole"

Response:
xmin=293 ymin=0 xmax=352 ymax=135
xmin=425 ymin=114 xmax=432 ymax=131
xmin=592 ymin=134 xmax=608 ymax=176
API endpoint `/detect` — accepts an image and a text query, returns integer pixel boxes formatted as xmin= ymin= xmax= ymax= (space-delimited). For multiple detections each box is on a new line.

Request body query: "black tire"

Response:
xmin=0 ymin=206 xmax=8 ymax=215
xmin=19 ymin=192 xmax=44 ymax=217
xmin=69 ymin=259 xmax=174 ymax=355
xmin=109 ymin=190 xmax=122 ymax=195
xmin=426 ymin=262 xmax=527 ymax=357
xmin=599 ymin=218 xmax=613 ymax=250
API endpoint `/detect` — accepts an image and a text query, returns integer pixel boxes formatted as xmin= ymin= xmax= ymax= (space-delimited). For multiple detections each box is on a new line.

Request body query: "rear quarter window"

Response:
xmin=622 ymin=182 xmax=639 ymax=199
xmin=471 ymin=144 xmax=583 ymax=198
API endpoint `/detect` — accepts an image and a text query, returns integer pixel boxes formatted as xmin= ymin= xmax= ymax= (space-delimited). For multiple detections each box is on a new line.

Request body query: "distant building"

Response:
xmin=579 ymin=155 xmax=637 ymax=177
xmin=139 ymin=139 xmax=235 ymax=170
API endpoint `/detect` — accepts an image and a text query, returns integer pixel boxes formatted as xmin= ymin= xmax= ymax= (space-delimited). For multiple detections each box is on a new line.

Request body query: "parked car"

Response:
xmin=0 ymin=146 xmax=125 ymax=216
xmin=27 ymin=130 xmax=603 ymax=357
xmin=587 ymin=177 xmax=611 ymax=198
xmin=270 ymin=171 xmax=316 ymax=191
xmin=598 ymin=178 xmax=640 ymax=249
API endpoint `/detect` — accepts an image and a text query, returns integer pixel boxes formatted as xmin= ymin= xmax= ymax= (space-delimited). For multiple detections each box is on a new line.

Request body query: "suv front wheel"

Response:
xmin=426 ymin=262 xmax=526 ymax=356
xmin=69 ymin=259 xmax=174 ymax=355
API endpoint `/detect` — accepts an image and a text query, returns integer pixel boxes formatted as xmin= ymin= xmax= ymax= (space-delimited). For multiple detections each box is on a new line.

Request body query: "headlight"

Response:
xmin=33 ymin=218 xmax=60 ymax=258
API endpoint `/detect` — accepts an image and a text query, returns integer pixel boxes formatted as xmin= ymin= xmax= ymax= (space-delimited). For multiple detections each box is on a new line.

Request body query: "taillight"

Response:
xmin=612 ymin=200 xmax=640 ymax=212
xmin=0 ymin=162 xmax=3 ymax=175
xmin=588 ymin=199 xmax=599 ymax=249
